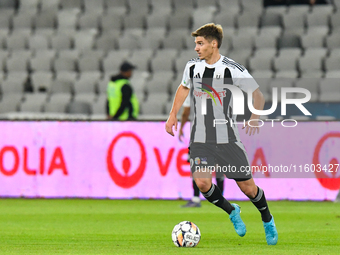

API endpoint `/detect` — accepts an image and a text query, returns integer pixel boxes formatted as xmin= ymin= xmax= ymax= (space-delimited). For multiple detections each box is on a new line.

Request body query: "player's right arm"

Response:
xmin=179 ymin=105 xmax=190 ymax=141
xmin=166 ymin=85 xmax=189 ymax=136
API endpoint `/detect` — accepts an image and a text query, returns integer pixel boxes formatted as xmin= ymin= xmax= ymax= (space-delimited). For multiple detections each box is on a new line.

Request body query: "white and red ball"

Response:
xmin=171 ymin=221 xmax=201 ymax=247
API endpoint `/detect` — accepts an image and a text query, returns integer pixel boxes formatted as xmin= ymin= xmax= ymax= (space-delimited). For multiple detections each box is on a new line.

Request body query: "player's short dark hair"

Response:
xmin=191 ymin=23 xmax=223 ymax=48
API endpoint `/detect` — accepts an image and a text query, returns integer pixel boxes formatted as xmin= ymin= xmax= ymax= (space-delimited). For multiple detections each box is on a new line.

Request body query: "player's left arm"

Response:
xmin=243 ymin=88 xmax=265 ymax=136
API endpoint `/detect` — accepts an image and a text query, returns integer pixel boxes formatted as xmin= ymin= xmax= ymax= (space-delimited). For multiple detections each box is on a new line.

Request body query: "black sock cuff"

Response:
xmin=251 ymin=186 xmax=263 ymax=202
xmin=202 ymin=184 xmax=215 ymax=198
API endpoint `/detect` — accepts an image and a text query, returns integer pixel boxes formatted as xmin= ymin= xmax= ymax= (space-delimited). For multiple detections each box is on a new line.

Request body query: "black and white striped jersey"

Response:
xmin=181 ymin=55 xmax=259 ymax=144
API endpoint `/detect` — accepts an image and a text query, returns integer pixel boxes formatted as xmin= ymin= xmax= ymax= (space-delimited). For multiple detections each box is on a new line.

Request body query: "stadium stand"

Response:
xmin=0 ymin=0 xmax=338 ymax=120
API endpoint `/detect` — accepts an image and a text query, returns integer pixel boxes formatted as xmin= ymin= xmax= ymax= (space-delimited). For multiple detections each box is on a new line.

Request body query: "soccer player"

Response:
xmin=165 ymin=23 xmax=278 ymax=245
xmin=179 ymin=95 xmax=225 ymax=208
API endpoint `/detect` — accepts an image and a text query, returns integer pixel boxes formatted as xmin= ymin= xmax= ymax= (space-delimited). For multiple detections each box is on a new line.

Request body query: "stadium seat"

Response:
xmin=173 ymin=0 xmax=195 ymax=11
xmin=91 ymin=93 xmax=106 ymax=114
xmin=65 ymin=101 xmax=92 ymax=115
xmin=73 ymin=31 xmax=97 ymax=51
xmin=306 ymin=12 xmax=330 ymax=28
xmin=57 ymin=9 xmax=81 ymax=31
xmin=73 ymin=93 xmax=97 ymax=105
xmin=163 ymin=29 xmax=188 ymax=50
xmin=277 ymin=33 xmax=302 ymax=49
xmin=83 ymin=0 xmax=105 ymax=14
xmin=149 ymin=0 xmax=172 ymax=16
xmin=43 ymin=94 xmax=72 ymax=113
xmin=325 ymin=34 xmax=340 ymax=50
xmin=31 ymin=71 xmax=54 ymax=92
xmin=5 ymin=33 xmax=28 ymax=50
xmin=48 ymin=80 xmax=73 ymax=95
xmin=298 ymin=48 xmax=327 ymax=75
xmin=55 ymin=71 xmax=78 ymax=85
xmin=260 ymin=12 xmax=283 ymax=27
xmin=50 ymin=34 xmax=72 ymax=50
xmin=12 ymin=12 xmax=34 ymax=30
xmin=275 ymin=70 xmax=299 ymax=79
xmin=228 ymin=49 xmax=252 ymax=67
xmin=122 ymin=13 xmax=146 ymax=29
xmin=0 ymin=94 xmax=22 ymax=113
xmin=32 ymin=11 xmax=57 ymax=30
xmin=140 ymin=28 xmax=166 ymax=50
xmin=40 ymin=0 xmax=59 ymax=12
xmin=53 ymin=57 xmax=76 ymax=72
xmin=145 ymin=71 xmax=174 ymax=94
xmin=230 ymin=33 xmax=254 ymax=51
xmin=102 ymin=50 xmax=131 ymax=74
xmin=268 ymin=78 xmax=295 ymax=101
xmin=59 ymin=0 xmax=83 ymax=10
xmin=265 ymin=6 xmax=287 ymax=15
xmin=282 ymin=12 xmax=305 ymax=34
xmin=74 ymin=75 xmax=98 ymax=95
xmin=141 ymin=94 xmax=167 ymax=115
xmin=192 ymin=7 xmax=216 ymax=30
xmin=99 ymin=14 xmax=124 ymax=32
xmin=240 ymin=0 xmax=263 ymax=14
xmin=28 ymin=34 xmax=49 ymax=50
xmin=218 ymin=0 xmax=241 ymax=14
xmin=5 ymin=55 xmax=29 ymax=72
xmin=259 ymin=26 xmax=282 ymax=37
xmin=19 ymin=93 xmax=48 ymax=113
xmin=146 ymin=12 xmax=170 ymax=29
xmin=167 ymin=9 xmax=192 ymax=30
xmin=329 ymin=13 xmax=340 ymax=31
xmin=150 ymin=49 xmax=178 ymax=72
xmin=214 ymin=12 xmax=236 ymax=29
xmin=127 ymin=0 xmax=150 ymax=15
xmin=287 ymin=5 xmax=310 ymax=15
xmin=324 ymin=55 xmax=340 ymax=72
xmin=77 ymin=13 xmax=100 ymax=30
xmin=311 ymin=4 xmax=334 ymax=15
xmin=78 ymin=55 xmax=101 ymax=72
xmin=319 ymin=79 xmax=340 ymax=102
xmin=249 ymin=48 xmax=276 ymax=72
xmin=1 ymin=72 xmax=27 ymax=95
xmin=325 ymin=70 xmax=340 ymax=78
xmin=235 ymin=11 xmax=260 ymax=29
xmin=273 ymin=49 xmax=301 ymax=72
xmin=294 ymin=78 xmax=320 ymax=102
xmin=129 ymin=49 xmax=153 ymax=72
xmin=301 ymin=27 xmax=328 ymax=49
xmin=254 ymin=33 xmax=278 ymax=49
xmin=94 ymin=33 xmax=119 ymax=52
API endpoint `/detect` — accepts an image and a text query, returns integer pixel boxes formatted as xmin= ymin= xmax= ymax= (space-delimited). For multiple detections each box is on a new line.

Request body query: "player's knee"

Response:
xmin=241 ymin=186 xmax=257 ymax=199
xmin=194 ymin=178 xmax=211 ymax=193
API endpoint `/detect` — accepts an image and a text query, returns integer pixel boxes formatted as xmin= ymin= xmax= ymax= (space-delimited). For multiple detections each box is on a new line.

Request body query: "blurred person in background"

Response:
xmin=106 ymin=62 xmax=139 ymax=120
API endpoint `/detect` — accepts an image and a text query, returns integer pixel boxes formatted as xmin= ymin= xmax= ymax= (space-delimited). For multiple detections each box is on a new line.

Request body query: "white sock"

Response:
xmin=192 ymin=196 xmax=200 ymax=203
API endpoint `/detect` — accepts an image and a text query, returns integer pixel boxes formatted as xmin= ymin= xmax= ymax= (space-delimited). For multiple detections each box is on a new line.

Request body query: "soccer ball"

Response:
xmin=171 ymin=221 xmax=201 ymax=247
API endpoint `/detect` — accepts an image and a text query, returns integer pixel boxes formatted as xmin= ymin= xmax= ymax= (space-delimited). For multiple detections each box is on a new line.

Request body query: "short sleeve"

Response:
xmin=181 ymin=62 xmax=191 ymax=89
xmin=232 ymin=69 xmax=259 ymax=93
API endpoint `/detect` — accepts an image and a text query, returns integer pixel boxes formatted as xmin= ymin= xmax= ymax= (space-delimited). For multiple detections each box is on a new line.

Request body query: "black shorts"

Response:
xmin=189 ymin=142 xmax=253 ymax=181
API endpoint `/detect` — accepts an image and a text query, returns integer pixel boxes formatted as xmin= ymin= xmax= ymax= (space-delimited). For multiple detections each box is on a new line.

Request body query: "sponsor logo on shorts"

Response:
xmin=201 ymin=157 xmax=207 ymax=165
xmin=194 ymin=157 xmax=200 ymax=165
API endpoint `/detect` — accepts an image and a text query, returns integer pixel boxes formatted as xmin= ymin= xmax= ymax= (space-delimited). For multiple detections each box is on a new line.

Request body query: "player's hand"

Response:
xmin=242 ymin=119 xmax=260 ymax=136
xmin=165 ymin=114 xmax=178 ymax=136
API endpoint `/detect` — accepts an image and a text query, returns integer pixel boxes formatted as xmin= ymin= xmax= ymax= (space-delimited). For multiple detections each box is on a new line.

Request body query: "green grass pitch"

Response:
xmin=0 ymin=199 xmax=340 ymax=254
